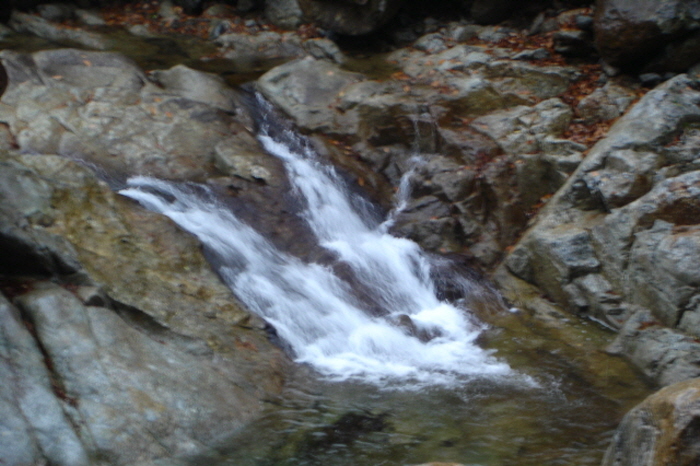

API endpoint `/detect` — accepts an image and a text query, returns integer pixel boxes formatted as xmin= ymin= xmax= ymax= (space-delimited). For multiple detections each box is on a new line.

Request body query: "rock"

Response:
xmin=498 ymin=75 xmax=700 ymax=383
xmin=602 ymin=378 xmax=700 ymax=466
xmin=607 ymin=308 xmax=700 ymax=385
xmin=594 ymin=0 xmax=700 ymax=72
xmin=149 ymin=64 xmax=240 ymax=114
xmin=0 ymin=293 xmax=91 ymax=466
xmin=576 ymin=81 xmax=637 ymax=124
xmin=215 ymin=30 xmax=345 ymax=66
xmin=265 ymin=0 xmax=305 ymax=29
xmin=9 ymin=11 xmax=114 ymax=50
xmin=0 ymin=49 xmax=275 ymax=183
xmin=484 ymin=61 xmax=576 ymax=100
xmin=553 ymin=29 xmax=595 ymax=57
xmin=471 ymin=98 xmax=573 ymax=154
xmin=74 ymin=8 xmax=106 ymax=26
xmin=414 ymin=33 xmax=448 ymax=54
xmin=297 ymin=0 xmax=404 ymax=35
xmin=36 ymin=3 xmax=76 ymax=22
xmin=257 ymin=57 xmax=364 ymax=132
xmin=0 ymin=151 xmax=290 ymax=464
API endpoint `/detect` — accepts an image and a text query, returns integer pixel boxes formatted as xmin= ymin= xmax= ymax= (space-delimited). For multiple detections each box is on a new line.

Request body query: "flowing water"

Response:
xmin=121 ymin=96 xmax=515 ymax=389
xmin=120 ymin=96 xmax=652 ymax=465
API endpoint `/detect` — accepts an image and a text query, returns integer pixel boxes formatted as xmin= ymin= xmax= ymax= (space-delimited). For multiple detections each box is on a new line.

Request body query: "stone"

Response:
xmin=150 ymin=64 xmax=240 ymax=114
xmin=471 ymin=98 xmax=573 ymax=155
xmin=265 ymin=0 xmax=305 ymax=29
xmin=484 ymin=61 xmax=576 ymax=100
xmin=9 ymin=11 xmax=114 ymax=50
xmin=0 ymin=294 xmax=90 ymax=466
xmin=602 ymin=378 xmax=700 ymax=466
xmin=576 ymin=81 xmax=637 ymax=124
xmin=258 ymin=57 xmax=363 ymax=132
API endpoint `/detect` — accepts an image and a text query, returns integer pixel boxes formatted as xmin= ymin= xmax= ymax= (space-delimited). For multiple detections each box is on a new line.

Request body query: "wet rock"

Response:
xmin=594 ymin=0 xmax=700 ymax=72
xmin=607 ymin=308 xmax=700 ymax=385
xmin=602 ymin=378 xmax=700 ymax=466
xmin=297 ymin=0 xmax=404 ymax=35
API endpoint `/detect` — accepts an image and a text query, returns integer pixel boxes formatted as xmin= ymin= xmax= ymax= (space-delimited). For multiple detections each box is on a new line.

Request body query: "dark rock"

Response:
xmin=470 ymin=0 xmax=517 ymax=25
xmin=297 ymin=0 xmax=404 ymax=35
xmin=265 ymin=0 xmax=305 ymax=30
xmin=0 ymin=151 xmax=291 ymax=465
xmin=553 ymin=29 xmax=595 ymax=57
xmin=594 ymin=0 xmax=700 ymax=72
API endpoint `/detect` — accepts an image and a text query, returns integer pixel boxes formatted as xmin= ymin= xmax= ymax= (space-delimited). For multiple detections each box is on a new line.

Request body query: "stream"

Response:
xmin=0 ymin=25 xmax=654 ymax=466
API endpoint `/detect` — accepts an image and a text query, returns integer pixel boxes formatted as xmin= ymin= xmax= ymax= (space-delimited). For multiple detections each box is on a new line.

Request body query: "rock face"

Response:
xmin=594 ymin=0 xmax=700 ymax=72
xmin=602 ymin=378 xmax=700 ymax=466
xmin=499 ymin=75 xmax=700 ymax=386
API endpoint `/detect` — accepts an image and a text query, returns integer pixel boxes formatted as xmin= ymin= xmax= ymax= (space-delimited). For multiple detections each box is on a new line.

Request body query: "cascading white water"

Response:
xmin=120 ymin=99 xmax=513 ymax=388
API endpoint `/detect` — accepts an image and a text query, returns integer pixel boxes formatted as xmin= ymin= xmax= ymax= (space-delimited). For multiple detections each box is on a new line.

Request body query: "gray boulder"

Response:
xmin=257 ymin=57 xmax=364 ymax=132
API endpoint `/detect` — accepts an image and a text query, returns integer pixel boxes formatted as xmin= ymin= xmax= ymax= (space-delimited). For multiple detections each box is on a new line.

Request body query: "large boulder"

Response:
xmin=594 ymin=0 xmax=700 ymax=72
xmin=0 ymin=151 xmax=290 ymax=465
xmin=602 ymin=378 xmax=700 ymax=466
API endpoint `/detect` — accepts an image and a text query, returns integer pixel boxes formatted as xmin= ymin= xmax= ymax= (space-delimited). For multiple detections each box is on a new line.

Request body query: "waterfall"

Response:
xmin=120 ymin=97 xmax=512 ymax=389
